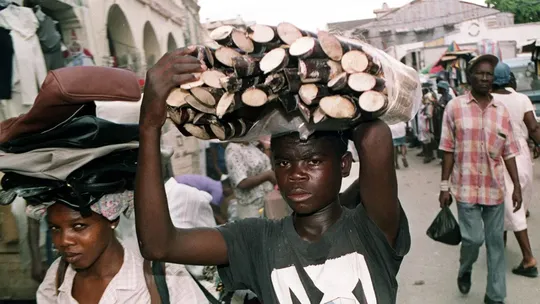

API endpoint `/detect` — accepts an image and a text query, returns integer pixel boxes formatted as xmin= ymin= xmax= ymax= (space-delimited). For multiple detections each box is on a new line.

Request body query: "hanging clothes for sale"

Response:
xmin=34 ymin=5 xmax=64 ymax=71
xmin=0 ymin=27 xmax=13 ymax=99
xmin=0 ymin=3 xmax=47 ymax=116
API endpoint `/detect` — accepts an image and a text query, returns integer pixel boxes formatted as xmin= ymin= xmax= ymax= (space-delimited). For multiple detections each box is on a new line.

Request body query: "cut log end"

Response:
xmin=299 ymin=84 xmax=319 ymax=105
xmin=289 ymin=37 xmax=316 ymax=57
xmin=190 ymin=87 xmax=223 ymax=107
xmin=319 ymin=95 xmax=357 ymax=119
xmin=216 ymin=92 xmax=236 ymax=118
xmin=277 ymin=22 xmax=303 ymax=45
xmin=231 ymin=30 xmax=254 ymax=53
xmin=210 ymin=123 xmax=228 ymax=140
xmin=248 ymin=24 xmax=276 ymax=43
xmin=229 ymin=119 xmax=248 ymax=137
xmin=318 ymin=30 xmax=344 ymax=61
xmin=210 ymin=25 xmax=235 ymax=42
xmin=183 ymin=123 xmax=214 ymax=140
xmin=180 ymin=74 xmax=204 ymax=90
xmin=214 ymin=47 xmax=242 ymax=67
xmin=348 ymin=73 xmax=385 ymax=92
xmin=193 ymin=112 xmax=218 ymax=125
xmin=185 ymin=95 xmax=216 ymax=115
xmin=358 ymin=91 xmax=388 ymax=113
xmin=260 ymin=48 xmax=288 ymax=74
xmin=166 ymin=88 xmax=190 ymax=107
xmin=299 ymin=59 xmax=342 ymax=84
xmin=241 ymin=87 xmax=269 ymax=107
xmin=201 ymin=70 xmax=227 ymax=89
xmin=312 ymin=107 xmax=327 ymax=124
xmin=341 ymin=50 xmax=369 ymax=74
xmin=327 ymin=72 xmax=348 ymax=91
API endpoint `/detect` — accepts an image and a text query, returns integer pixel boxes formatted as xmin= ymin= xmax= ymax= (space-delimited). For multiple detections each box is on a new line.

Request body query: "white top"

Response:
xmin=36 ymin=244 xmax=208 ymax=303
xmin=116 ymin=178 xmax=217 ymax=281
xmin=388 ymin=122 xmax=407 ymax=139
xmin=165 ymin=177 xmax=216 ymax=229
xmin=492 ymin=91 xmax=535 ymax=141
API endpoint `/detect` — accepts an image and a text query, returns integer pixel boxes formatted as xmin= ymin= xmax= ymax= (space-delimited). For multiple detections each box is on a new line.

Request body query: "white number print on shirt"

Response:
xmin=270 ymin=252 xmax=377 ymax=304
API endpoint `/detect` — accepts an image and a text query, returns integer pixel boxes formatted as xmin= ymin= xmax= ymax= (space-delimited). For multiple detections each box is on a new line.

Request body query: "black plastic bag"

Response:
xmin=426 ymin=206 xmax=462 ymax=245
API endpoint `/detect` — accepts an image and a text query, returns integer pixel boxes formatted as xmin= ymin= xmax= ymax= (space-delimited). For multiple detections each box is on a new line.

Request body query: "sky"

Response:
xmin=199 ymin=0 xmax=488 ymax=31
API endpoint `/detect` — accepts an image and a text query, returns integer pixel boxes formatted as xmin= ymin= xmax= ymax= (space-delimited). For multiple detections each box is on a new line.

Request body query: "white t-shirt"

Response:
xmin=492 ymin=91 xmax=535 ymax=141
xmin=389 ymin=122 xmax=407 ymax=139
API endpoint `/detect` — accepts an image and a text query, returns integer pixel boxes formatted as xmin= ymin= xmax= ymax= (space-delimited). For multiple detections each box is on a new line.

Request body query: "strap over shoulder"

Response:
xmin=55 ymin=258 xmax=69 ymax=295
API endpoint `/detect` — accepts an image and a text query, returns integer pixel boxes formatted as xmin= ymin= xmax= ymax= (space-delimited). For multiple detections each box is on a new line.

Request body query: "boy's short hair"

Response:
xmin=270 ymin=131 xmax=349 ymax=158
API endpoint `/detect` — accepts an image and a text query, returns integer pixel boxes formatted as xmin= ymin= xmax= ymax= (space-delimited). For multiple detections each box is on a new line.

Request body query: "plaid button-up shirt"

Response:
xmin=439 ymin=93 xmax=519 ymax=205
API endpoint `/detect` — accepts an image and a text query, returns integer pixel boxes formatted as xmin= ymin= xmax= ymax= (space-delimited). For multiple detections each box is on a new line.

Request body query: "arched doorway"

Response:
xmin=167 ymin=33 xmax=177 ymax=52
xmin=106 ymin=4 xmax=139 ymax=72
xmin=143 ymin=22 xmax=161 ymax=68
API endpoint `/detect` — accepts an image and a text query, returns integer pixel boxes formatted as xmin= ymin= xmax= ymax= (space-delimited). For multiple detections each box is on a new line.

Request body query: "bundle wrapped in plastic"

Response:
xmin=166 ymin=22 xmax=422 ymax=141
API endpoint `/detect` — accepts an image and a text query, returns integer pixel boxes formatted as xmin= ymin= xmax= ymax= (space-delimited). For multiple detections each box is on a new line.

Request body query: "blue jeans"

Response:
xmin=457 ymin=202 xmax=506 ymax=301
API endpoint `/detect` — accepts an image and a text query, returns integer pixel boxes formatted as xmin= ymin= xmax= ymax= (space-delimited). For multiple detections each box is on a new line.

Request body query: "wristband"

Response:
xmin=440 ymin=180 xmax=450 ymax=192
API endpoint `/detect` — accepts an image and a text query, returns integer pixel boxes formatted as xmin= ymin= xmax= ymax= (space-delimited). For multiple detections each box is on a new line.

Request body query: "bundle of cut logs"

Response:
xmin=166 ymin=22 xmax=412 ymax=140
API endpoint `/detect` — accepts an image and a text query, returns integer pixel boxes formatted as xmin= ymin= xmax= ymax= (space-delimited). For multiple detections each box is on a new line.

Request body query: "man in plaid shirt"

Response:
xmin=439 ymin=54 xmax=522 ymax=304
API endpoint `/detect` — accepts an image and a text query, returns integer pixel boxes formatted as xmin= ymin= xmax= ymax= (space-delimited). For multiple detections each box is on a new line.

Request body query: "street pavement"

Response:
xmin=395 ymin=149 xmax=540 ymax=304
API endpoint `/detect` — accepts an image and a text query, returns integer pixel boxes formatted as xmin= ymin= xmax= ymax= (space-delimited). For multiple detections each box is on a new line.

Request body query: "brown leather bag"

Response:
xmin=0 ymin=66 xmax=141 ymax=144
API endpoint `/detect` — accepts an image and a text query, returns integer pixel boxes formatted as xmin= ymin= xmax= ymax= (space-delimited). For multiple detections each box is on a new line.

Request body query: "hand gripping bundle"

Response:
xmin=166 ymin=22 xmax=422 ymax=141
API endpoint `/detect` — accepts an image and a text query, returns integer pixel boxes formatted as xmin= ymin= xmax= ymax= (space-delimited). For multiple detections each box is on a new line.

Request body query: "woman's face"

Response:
xmin=47 ymin=204 xmax=116 ymax=270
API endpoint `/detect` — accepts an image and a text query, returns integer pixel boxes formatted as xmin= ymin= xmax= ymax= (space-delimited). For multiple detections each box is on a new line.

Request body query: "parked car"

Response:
xmin=504 ymin=56 xmax=540 ymax=122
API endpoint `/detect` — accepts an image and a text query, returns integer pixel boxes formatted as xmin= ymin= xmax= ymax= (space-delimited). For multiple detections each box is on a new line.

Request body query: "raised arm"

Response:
xmin=135 ymin=47 xmax=228 ymax=265
xmin=352 ymin=120 xmax=400 ymax=245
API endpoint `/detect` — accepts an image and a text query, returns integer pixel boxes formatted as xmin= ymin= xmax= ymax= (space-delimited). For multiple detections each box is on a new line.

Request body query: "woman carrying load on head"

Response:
xmin=31 ymin=191 xmax=207 ymax=303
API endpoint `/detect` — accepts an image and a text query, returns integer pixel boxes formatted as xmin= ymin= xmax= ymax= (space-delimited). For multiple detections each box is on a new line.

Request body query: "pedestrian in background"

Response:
xmin=206 ymin=140 xmax=228 ymax=181
xmin=434 ymin=81 xmax=452 ymax=162
xmin=225 ymin=142 xmax=275 ymax=219
xmin=418 ymin=89 xmax=436 ymax=163
xmin=175 ymin=174 xmax=234 ymax=225
xmin=492 ymin=62 xmax=540 ymax=278
xmin=439 ymin=54 xmax=522 ymax=304
xmin=389 ymin=121 xmax=409 ymax=169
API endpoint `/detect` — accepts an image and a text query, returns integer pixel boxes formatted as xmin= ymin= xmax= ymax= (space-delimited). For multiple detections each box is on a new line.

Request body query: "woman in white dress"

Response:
xmin=492 ymin=62 xmax=540 ymax=278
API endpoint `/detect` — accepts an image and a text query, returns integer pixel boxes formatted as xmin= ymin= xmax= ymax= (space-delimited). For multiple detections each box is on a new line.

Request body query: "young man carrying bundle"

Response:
xmin=135 ymin=47 xmax=410 ymax=304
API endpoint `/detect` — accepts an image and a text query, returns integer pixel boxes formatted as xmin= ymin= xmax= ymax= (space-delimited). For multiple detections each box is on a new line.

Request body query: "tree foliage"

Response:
xmin=486 ymin=0 xmax=540 ymax=24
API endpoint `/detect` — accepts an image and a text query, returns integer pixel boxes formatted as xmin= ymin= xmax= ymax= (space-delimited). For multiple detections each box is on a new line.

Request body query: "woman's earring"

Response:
xmin=111 ymin=225 xmax=116 ymax=230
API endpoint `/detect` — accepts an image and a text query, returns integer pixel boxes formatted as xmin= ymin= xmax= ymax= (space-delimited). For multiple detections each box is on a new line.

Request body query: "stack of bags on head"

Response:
xmin=0 ymin=66 xmax=150 ymax=218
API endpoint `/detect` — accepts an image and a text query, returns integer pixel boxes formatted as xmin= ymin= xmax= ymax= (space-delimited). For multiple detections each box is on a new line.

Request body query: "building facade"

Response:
xmin=36 ymin=0 xmax=204 ymax=76
xmin=328 ymin=0 xmax=540 ymax=72
xmin=327 ymin=0 xmax=509 ymax=51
